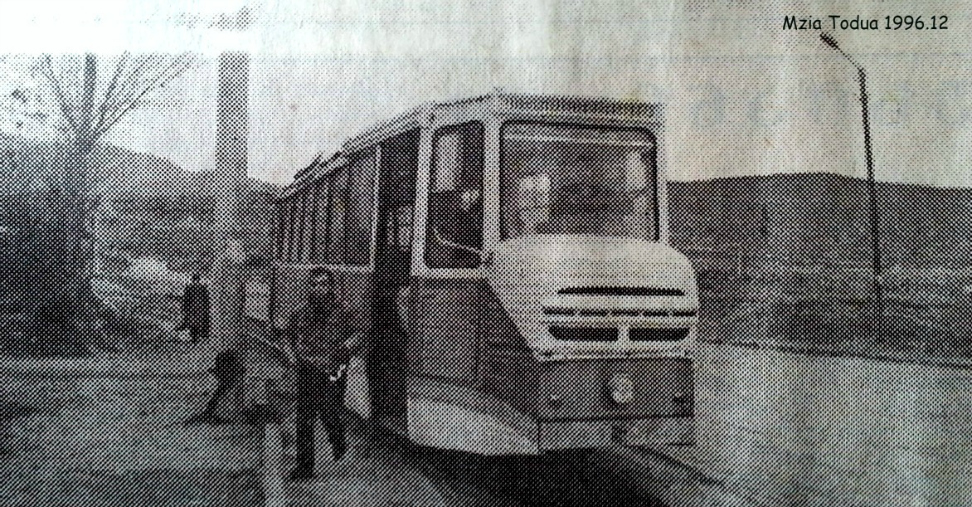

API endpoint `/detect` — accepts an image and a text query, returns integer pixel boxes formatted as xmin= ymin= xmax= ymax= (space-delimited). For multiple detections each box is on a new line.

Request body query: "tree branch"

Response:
xmin=96 ymin=53 xmax=194 ymax=138
xmin=78 ymin=54 xmax=97 ymax=141
xmin=108 ymin=54 xmax=154 ymax=107
xmin=93 ymin=52 xmax=129 ymax=136
xmin=91 ymin=54 xmax=155 ymax=135
xmin=38 ymin=55 xmax=80 ymax=137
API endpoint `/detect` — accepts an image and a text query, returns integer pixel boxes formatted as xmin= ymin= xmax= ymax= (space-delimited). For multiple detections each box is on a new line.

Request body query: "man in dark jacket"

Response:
xmin=283 ymin=267 xmax=354 ymax=481
xmin=180 ymin=273 xmax=211 ymax=343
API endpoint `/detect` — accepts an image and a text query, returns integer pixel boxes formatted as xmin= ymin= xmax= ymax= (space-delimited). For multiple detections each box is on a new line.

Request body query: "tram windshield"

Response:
xmin=500 ymin=122 xmax=658 ymax=240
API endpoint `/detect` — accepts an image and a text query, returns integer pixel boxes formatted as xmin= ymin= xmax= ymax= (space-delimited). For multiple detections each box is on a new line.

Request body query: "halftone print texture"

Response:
xmin=1 ymin=1 xmax=971 ymax=506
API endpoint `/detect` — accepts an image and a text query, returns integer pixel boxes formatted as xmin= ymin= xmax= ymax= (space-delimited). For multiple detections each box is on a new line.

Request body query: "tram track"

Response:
xmin=368 ymin=427 xmax=516 ymax=507
xmin=408 ymin=448 xmax=519 ymax=507
xmin=346 ymin=412 xmax=667 ymax=506
xmin=407 ymin=443 xmax=664 ymax=507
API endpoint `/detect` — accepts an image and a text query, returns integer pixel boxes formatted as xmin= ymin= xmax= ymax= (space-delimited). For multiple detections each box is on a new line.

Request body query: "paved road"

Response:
xmin=273 ymin=411 xmax=660 ymax=507
xmin=0 ymin=368 xmax=263 ymax=506
xmin=11 ymin=340 xmax=958 ymax=506
xmin=645 ymin=341 xmax=972 ymax=506
xmin=0 ymin=347 xmax=661 ymax=507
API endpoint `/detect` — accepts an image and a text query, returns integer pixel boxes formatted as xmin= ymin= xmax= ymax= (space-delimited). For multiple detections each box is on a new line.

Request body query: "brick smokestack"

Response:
xmin=214 ymin=51 xmax=249 ymax=250
xmin=212 ymin=51 xmax=249 ymax=352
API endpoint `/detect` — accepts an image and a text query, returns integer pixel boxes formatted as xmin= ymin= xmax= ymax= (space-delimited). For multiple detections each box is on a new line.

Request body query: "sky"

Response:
xmin=0 ymin=0 xmax=971 ymax=188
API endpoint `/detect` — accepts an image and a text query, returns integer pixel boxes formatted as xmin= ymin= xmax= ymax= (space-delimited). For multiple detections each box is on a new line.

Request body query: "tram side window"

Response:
xmin=293 ymin=192 xmax=308 ymax=262
xmin=425 ymin=122 xmax=484 ymax=269
xmin=274 ymin=202 xmax=287 ymax=261
xmin=302 ymin=189 xmax=316 ymax=263
xmin=286 ymin=198 xmax=298 ymax=262
xmin=344 ymin=149 xmax=377 ymax=266
xmin=327 ymin=167 xmax=349 ymax=264
xmin=312 ymin=178 xmax=330 ymax=263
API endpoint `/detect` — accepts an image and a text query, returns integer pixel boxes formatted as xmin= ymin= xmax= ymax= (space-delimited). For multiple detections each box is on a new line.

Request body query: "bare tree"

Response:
xmin=5 ymin=53 xmax=194 ymax=355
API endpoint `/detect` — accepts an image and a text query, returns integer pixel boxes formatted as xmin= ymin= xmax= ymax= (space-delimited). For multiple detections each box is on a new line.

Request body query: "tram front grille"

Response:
xmin=548 ymin=326 xmax=618 ymax=342
xmin=557 ymin=286 xmax=684 ymax=297
xmin=629 ymin=328 xmax=690 ymax=342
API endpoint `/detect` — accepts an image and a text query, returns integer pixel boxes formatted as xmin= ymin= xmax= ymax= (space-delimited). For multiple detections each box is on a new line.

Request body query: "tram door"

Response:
xmin=371 ymin=129 xmax=420 ymax=431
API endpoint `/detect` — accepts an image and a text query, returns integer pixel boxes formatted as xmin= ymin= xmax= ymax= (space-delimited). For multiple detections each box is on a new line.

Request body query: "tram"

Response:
xmin=261 ymin=92 xmax=697 ymax=455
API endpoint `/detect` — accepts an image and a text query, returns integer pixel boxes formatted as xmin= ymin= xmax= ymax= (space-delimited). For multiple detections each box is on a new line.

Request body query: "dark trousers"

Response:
xmin=188 ymin=326 xmax=207 ymax=343
xmin=203 ymin=377 xmax=236 ymax=417
xmin=295 ymin=365 xmax=346 ymax=470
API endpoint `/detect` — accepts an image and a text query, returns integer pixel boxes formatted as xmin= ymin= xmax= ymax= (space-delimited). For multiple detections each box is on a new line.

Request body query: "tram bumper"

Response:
xmin=538 ymin=416 xmax=694 ymax=450
xmin=533 ymin=356 xmax=695 ymax=451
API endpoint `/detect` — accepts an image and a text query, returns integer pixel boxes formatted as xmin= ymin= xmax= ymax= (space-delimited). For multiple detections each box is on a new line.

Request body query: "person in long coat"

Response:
xmin=180 ymin=273 xmax=211 ymax=343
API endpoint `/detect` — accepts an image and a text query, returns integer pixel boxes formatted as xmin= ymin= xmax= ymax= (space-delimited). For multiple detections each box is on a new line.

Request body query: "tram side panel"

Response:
xmin=410 ymin=277 xmax=481 ymax=384
xmin=480 ymin=285 xmax=540 ymax=420
xmin=406 ymin=275 xmax=553 ymax=455
xmin=407 ymin=277 xmax=523 ymax=452
xmin=404 ymin=277 xmax=548 ymax=455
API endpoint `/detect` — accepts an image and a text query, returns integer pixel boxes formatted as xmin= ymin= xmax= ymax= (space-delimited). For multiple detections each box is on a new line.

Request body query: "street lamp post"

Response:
xmin=821 ymin=32 xmax=884 ymax=340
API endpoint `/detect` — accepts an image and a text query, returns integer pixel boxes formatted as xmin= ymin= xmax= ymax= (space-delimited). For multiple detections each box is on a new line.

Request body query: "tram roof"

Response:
xmin=281 ymin=92 xmax=663 ymax=198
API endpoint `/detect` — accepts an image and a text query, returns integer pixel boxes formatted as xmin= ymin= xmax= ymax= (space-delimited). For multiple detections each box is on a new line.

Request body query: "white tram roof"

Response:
xmin=279 ymin=92 xmax=663 ymax=200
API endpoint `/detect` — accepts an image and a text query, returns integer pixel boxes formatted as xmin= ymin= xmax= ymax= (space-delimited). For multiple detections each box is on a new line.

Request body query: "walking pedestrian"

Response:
xmin=282 ymin=267 xmax=355 ymax=481
xmin=179 ymin=273 xmax=211 ymax=343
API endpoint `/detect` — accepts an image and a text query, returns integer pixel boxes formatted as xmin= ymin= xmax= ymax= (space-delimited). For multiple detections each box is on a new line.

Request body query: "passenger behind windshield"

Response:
xmin=501 ymin=123 xmax=658 ymax=241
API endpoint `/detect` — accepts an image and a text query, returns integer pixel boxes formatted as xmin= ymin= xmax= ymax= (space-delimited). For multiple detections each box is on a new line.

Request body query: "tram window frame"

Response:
xmin=424 ymin=121 xmax=485 ymax=269
xmin=392 ymin=204 xmax=413 ymax=253
xmin=343 ymin=148 xmax=378 ymax=266
xmin=378 ymin=129 xmax=420 ymax=255
xmin=326 ymin=166 xmax=350 ymax=264
xmin=380 ymin=129 xmax=419 ymax=203
xmin=312 ymin=178 xmax=331 ymax=263
xmin=293 ymin=191 xmax=309 ymax=262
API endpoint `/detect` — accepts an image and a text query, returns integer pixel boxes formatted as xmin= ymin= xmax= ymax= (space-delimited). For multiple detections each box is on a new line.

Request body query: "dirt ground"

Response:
xmin=0 ymin=349 xmax=264 ymax=507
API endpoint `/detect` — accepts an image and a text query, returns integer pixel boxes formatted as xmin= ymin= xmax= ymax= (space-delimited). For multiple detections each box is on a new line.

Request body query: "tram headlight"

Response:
xmin=607 ymin=372 xmax=634 ymax=405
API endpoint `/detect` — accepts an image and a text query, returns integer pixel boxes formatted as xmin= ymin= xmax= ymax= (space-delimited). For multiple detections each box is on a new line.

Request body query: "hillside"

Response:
xmin=0 ymin=133 xmax=279 ymax=273
xmin=669 ymin=173 xmax=972 ymax=269
xmin=0 ymin=133 xmax=278 ymax=197
xmin=4 ymin=129 xmax=970 ymax=270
